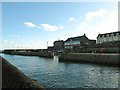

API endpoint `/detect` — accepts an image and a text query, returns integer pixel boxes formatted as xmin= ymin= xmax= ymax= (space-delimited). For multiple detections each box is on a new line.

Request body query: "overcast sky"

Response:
xmin=1 ymin=1 xmax=118 ymax=49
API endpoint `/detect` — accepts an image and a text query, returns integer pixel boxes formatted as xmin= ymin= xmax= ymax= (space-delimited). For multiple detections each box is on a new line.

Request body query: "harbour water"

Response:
xmin=1 ymin=53 xmax=119 ymax=88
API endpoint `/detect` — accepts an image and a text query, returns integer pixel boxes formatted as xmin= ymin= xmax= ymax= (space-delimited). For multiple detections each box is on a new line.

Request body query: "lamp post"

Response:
xmin=47 ymin=42 xmax=48 ymax=48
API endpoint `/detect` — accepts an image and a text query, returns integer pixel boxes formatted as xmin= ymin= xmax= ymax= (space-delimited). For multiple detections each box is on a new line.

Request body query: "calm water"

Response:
xmin=1 ymin=53 xmax=119 ymax=88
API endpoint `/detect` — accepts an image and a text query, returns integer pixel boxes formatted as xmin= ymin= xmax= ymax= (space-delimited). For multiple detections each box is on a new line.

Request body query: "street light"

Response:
xmin=47 ymin=42 xmax=48 ymax=48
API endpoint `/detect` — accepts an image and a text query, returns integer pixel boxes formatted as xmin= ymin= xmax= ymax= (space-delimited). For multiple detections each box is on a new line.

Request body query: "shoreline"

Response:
xmin=2 ymin=51 xmax=120 ymax=67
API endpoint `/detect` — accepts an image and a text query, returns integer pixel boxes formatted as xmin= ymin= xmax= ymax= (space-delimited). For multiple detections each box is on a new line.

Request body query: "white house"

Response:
xmin=96 ymin=31 xmax=120 ymax=44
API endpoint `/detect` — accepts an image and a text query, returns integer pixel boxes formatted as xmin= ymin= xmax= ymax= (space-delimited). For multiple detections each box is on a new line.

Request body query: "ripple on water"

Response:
xmin=1 ymin=53 xmax=119 ymax=88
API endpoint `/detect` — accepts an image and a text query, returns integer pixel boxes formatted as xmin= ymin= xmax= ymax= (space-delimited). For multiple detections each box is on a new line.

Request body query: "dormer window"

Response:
xmin=111 ymin=34 xmax=114 ymax=36
xmin=116 ymin=33 xmax=119 ymax=36
xmin=102 ymin=35 xmax=104 ymax=38
xmin=106 ymin=34 xmax=109 ymax=37
xmin=98 ymin=35 xmax=101 ymax=38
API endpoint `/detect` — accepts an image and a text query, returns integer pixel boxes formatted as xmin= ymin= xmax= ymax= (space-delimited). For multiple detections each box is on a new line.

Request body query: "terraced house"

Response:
xmin=97 ymin=31 xmax=120 ymax=44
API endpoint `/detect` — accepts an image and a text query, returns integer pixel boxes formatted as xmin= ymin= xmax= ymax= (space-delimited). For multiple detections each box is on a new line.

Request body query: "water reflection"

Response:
xmin=53 ymin=56 xmax=59 ymax=61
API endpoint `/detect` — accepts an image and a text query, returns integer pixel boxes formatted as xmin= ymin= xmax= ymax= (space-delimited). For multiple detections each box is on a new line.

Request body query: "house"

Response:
xmin=48 ymin=46 xmax=54 ymax=52
xmin=96 ymin=31 xmax=120 ymax=44
xmin=64 ymin=34 xmax=96 ymax=50
xmin=53 ymin=40 xmax=64 ymax=52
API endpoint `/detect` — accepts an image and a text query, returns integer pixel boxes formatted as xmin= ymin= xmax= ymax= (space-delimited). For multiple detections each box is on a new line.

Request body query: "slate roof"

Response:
xmin=65 ymin=35 xmax=87 ymax=42
xmin=97 ymin=31 xmax=120 ymax=38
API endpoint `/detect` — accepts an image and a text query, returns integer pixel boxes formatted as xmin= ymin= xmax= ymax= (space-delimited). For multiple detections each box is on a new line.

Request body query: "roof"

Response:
xmin=90 ymin=39 xmax=96 ymax=41
xmin=54 ymin=40 xmax=64 ymax=44
xmin=97 ymin=31 xmax=120 ymax=38
xmin=65 ymin=34 xmax=88 ymax=42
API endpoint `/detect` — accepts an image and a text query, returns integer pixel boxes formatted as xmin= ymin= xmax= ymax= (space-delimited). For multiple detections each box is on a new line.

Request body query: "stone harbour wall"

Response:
xmin=59 ymin=53 xmax=119 ymax=66
xmin=1 ymin=56 xmax=44 ymax=89
xmin=4 ymin=51 xmax=53 ymax=58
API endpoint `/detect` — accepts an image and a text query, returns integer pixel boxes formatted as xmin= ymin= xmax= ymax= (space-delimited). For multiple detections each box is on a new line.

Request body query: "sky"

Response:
xmin=1 ymin=1 xmax=119 ymax=49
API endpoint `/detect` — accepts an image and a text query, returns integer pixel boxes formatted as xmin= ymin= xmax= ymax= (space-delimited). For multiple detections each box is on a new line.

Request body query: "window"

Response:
xmin=104 ymin=38 xmax=106 ymax=42
xmin=111 ymin=34 xmax=114 ymax=41
xmin=109 ymin=37 xmax=112 ymax=41
xmin=113 ymin=36 xmax=117 ymax=41
xmin=67 ymin=42 xmax=70 ymax=45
